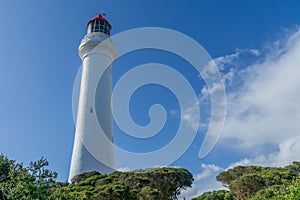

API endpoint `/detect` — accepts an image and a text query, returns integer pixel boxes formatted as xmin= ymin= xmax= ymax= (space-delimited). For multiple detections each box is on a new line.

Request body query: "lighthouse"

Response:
xmin=69 ymin=14 xmax=117 ymax=182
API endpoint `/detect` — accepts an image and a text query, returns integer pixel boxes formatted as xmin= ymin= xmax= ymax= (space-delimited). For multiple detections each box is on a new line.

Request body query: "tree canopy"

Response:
xmin=0 ymin=155 xmax=57 ymax=200
xmin=192 ymin=190 xmax=234 ymax=200
xmin=193 ymin=161 xmax=300 ymax=200
xmin=0 ymin=155 xmax=193 ymax=200
xmin=2 ymin=153 xmax=299 ymax=200
xmin=52 ymin=167 xmax=193 ymax=200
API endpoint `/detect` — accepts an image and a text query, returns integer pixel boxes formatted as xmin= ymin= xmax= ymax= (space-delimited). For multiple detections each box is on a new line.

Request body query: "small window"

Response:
xmin=88 ymin=20 xmax=110 ymax=35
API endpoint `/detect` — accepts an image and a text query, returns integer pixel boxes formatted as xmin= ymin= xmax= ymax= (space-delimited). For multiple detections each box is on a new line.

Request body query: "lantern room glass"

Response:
xmin=88 ymin=20 xmax=110 ymax=36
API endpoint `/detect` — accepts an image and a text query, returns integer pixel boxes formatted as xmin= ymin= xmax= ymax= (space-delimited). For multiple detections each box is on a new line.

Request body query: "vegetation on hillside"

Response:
xmin=192 ymin=190 xmax=234 ymax=200
xmin=52 ymin=167 xmax=193 ymax=200
xmin=0 ymin=155 xmax=193 ymax=200
xmin=193 ymin=162 xmax=300 ymax=200
xmin=0 ymin=155 xmax=57 ymax=200
xmin=1 ymin=154 xmax=300 ymax=200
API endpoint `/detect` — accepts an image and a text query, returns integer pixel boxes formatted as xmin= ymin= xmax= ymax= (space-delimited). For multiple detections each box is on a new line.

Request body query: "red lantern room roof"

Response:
xmin=87 ymin=14 xmax=112 ymax=30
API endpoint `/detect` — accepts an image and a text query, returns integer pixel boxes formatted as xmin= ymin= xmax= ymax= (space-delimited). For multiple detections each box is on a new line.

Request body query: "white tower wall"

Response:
xmin=69 ymin=31 xmax=116 ymax=182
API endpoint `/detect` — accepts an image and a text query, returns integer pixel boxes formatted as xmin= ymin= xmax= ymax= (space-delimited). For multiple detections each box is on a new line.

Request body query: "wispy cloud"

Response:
xmin=228 ymin=136 xmax=300 ymax=168
xmin=181 ymin=100 xmax=201 ymax=132
xmin=223 ymin=29 xmax=300 ymax=157
xmin=205 ymin=29 xmax=300 ymax=173
xmin=178 ymin=28 xmax=300 ymax=199
xmin=179 ymin=164 xmax=224 ymax=200
xmin=194 ymin=164 xmax=223 ymax=181
xmin=117 ymin=166 xmax=131 ymax=172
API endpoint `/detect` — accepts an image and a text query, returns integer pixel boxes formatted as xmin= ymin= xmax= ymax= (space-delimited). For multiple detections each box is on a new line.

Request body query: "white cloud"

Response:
xmin=221 ymin=29 xmax=300 ymax=166
xmin=249 ymin=49 xmax=260 ymax=56
xmin=117 ymin=166 xmax=131 ymax=172
xmin=209 ymin=48 xmax=260 ymax=71
xmin=172 ymin=28 xmax=300 ymax=200
xmin=223 ymin=30 xmax=300 ymax=142
xmin=182 ymin=100 xmax=200 ymax=132
xmin=179 ymin=28 xmax=300 ymax=198
xmin=179 ymin=164 xmax=224 ymax=200
xmin=229 ymin=136 xmax=300 ymax=168
xmin=194 ymin=164 xmax=223 ymax=181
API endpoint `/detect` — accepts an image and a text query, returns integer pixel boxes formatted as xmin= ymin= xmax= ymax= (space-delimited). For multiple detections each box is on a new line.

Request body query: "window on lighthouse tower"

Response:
xmin=88 ymin=20 xmax=110 ymax=36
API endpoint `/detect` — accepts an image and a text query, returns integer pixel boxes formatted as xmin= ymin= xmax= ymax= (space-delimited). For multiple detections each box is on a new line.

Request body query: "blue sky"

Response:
xmin=1 ymin=1 xmax=300 ymax=199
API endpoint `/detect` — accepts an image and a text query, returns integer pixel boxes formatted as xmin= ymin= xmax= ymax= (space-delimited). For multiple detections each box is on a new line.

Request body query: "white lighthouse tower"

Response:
xmin=69 ymin=14 xmax=116 ymax=182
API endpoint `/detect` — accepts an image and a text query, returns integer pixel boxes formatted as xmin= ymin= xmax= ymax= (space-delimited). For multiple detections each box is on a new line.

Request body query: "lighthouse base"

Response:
xmin=68 ymin=139 xmax=114 ymax=182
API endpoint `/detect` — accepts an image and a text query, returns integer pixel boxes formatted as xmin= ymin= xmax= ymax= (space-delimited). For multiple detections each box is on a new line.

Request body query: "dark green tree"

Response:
xmin=0 ymin=155 xmax=57 ymax=200
xmin=193 ymin=162 xmax=300 ymax=200
xmin=192 ymin=190 xmax=234 ymax=200
xmin=51 ymin=167 xmax=193 ymax=200
xmin=0 ymin=154 xmax=193 ymax=200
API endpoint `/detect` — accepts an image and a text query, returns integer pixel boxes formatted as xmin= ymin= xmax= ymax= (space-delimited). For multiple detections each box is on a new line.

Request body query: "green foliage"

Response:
xmin=7 ymin=154 xmax=299 ymax=200
xmin=214 ymin=162 xmax=300 ymax=200
xmin=216 ymin=166 xmax=263 ymax=188
xmin=192 ymin=190 xmax=234 ymax=200
xmin=193 ymin=161 xmax=300 ymax=200
xmin=0 ymin=154 xmax=193 ymax=200
xmin=229 ymin=174 xmax=265 ymax=199
xmin=0 ymin=154 xmax=57 ymax=200
xmin=71 ymin=171 xmax=101 ymax=184
xmin=28 ymin=157 xmax=58 ymax=188
xmin=137 ymin=186 xmax=160 ymax=199
xmin=250 ymin=175 xmax=300 ymax=200
xmin=52 ymin=167 xmax=193 ymax=200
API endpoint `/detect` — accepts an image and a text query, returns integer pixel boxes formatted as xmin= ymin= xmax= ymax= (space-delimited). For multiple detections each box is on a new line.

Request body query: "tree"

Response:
xmin=192 ymin=162 xmax=300 ymax=200
xmin=216 ymin=166 xmax=263 ymax=188
xmin=192 ymin=190 xmax=234 ymax=200
xmin=52 ymin=167 xmax=193 ymax=200
xmin=229 ymin=174 xmax=265 ymax=200
xmin=71 ymin=171 xmax=101 ymax=184
xmin=250 ymin=175 xmax=300 ymax=200
xmin=28 ymin=157 xmax=58 ymax=188
xmin=0 ymin=154 xmax=193 ymax=200
xmin=0 ymin=155 xmax=57 ymax=200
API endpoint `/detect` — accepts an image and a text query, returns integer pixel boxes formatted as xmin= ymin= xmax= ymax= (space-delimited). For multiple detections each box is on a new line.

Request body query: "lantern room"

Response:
xmin=87 ymin=14 xmax=112 ymax=36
